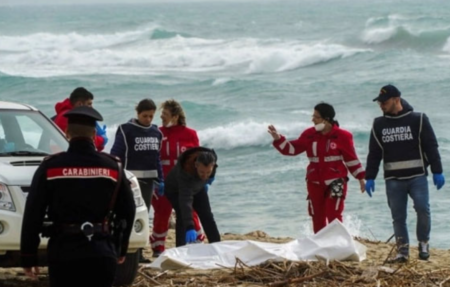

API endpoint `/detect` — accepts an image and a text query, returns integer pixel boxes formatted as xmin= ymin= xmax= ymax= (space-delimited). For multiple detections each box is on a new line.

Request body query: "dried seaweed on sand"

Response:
xmin=131 ymin=257 xmax=450 ymax=287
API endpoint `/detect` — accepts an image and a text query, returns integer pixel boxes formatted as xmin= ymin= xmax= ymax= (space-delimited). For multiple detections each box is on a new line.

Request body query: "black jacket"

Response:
xmin=20 ymin=138 xmax=136 ymax=267
xmin=366 ymin=99 xmax=442 ymax=180
xmin=165 ymin=147 xmax=217 ymax=230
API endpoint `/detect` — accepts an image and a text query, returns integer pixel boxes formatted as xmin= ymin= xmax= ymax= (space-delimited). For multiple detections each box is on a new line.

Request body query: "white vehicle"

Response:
xmin=0 ymin=101 xmax=149 ymax=286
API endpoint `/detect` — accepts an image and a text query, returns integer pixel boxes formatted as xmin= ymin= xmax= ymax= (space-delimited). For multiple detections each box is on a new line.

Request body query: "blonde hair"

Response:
xmin=160 ymin=99 xmax=187 ymax=126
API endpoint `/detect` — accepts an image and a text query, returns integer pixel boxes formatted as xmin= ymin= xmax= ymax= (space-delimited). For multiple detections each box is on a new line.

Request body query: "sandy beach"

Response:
xmin=2 ymin=227 xmax=450 ymax=287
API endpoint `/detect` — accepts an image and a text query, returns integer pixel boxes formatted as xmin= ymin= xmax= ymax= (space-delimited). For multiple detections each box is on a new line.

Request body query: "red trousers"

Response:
xmin=150 ymin=194 xmax=204 ymax=252
xmin=306 ymin=181 xmax=347 ymax=234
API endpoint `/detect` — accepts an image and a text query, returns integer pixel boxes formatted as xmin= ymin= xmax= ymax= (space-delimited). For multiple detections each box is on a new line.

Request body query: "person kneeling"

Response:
xmin=164 ymin=147 xmax=220 ymax=246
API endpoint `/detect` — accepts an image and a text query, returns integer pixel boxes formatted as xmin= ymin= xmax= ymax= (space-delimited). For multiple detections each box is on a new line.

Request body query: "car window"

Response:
xmin=16 ymin=115 xmax=43 ymax=149
xmin=0 ymin=110 xmax=68 ymax=155
xmin=0 ymin=119 xmax=4 ymax=138
xmin=0 ymin=118 xmax=5 ymax=151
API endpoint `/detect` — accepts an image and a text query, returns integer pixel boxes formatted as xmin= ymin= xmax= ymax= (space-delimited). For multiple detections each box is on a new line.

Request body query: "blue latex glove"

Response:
xmin=95 ymin=122 xmax=106 ymax=135
xmin=185 ymin=229 xmax=197 ymax=244
xmin=204 ymin=184 xmax=210 ymax=193
xmin=433 ymin=174 xmax=445 ymax=190
xmin=365 ymin=179 xmax=375 ymax=197
xmin=156 ymin=182 xmax=165 ymax=196
xmin=207 ymin=177 xmax=215 ymax=185
xmin=96 ymin=123 xmax=108 ymax=145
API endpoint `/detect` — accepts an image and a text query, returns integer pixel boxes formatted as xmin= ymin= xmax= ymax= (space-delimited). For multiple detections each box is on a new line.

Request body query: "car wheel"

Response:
xmin=113 ymin=249 xmax=140 ymax=286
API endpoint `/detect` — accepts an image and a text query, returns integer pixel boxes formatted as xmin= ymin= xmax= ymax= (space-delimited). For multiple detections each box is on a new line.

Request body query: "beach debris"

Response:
xmin=127 ymin=257 xmax=450 ymax=287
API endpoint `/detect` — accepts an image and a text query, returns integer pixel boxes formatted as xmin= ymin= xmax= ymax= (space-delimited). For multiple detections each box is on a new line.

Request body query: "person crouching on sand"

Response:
xmin=164 ymin=147 xmax=220 ymax=247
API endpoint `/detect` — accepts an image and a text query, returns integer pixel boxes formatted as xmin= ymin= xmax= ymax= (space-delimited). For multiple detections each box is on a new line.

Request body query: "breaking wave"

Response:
xmin=0 ymin=25 xmax=369 ymax=78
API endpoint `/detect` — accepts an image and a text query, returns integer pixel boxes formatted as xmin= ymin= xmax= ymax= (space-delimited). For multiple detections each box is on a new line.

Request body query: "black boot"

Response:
xmin=139 ymin=249 xmax=151 ymax=263
xmin=418 ymin=242 xmax=430 ymax=260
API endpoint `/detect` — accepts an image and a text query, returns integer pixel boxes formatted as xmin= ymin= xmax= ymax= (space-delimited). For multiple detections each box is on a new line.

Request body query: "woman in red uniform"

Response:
xmin=150 ymin=100 xmax=204 ymax=257
xmin=268 ymin=102 xmax=366 ymax=233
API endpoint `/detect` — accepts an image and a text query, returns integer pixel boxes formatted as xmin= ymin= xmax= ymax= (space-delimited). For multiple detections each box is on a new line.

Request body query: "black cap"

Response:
xmin=64 ymin=106 xmax=103 ymax=127
xmin=373 ymin=84 xmax=401 ymax=102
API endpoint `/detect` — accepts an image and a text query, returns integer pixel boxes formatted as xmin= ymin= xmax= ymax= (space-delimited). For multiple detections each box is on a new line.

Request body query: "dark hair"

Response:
xmin=69 ymin=87 xmax=93 ymax=105
xmin=136 ymin=99 xmax=156 ymax=114
xmin=160 ymin=99 xmax=187 ymax=126
xmin=196 ymin=151 xmax=216 ymax=166
xmin=314 ymin=102 xmax=339 ymax=127
xmin=66 ymin=124 xmax=95 ymax=138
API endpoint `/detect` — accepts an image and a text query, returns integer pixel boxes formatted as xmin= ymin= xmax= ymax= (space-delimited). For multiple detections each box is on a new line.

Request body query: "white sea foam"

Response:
xmin=0 ymin=27 xmax=370 ymax=77
xmin=198 ymin=120 xmax=309 ymax=150
xmin=361 ymin=26 xmax=401 ymax=44
xmin=247 ymin=43 xmax=367 ymax=74
xmin=298 ymin=215 xmax=363 ymax=239
xmin=443 ymin=37 xmax=450 ymax=53
xmin=0 ymin=24 xmax=159 ymax=52
xmin=362 ymin=14 xmax=450 ymax=46
xmin=198 ymin=120 xmax=371 ymax=150
xmin=212 ymin=77 xmax=232 ymax=86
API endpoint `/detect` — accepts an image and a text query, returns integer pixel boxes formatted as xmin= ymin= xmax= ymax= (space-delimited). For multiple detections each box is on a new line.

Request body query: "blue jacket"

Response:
xmin=366 ymin=99 xmax=442 ymax=180
xmin=110 ymin=119 xmax=163 ymax=181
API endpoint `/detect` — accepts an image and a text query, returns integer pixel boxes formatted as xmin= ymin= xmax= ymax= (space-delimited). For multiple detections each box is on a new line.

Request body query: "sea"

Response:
xmin=1 ymin=0 xmax=450 ymax=249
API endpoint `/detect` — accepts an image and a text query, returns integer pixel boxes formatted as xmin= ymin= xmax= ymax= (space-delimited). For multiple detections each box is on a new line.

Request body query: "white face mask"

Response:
xmin=164 ymin=121 xmax=174 ymax=128
xmin=314 ymin=122 xmax=326 ymax=132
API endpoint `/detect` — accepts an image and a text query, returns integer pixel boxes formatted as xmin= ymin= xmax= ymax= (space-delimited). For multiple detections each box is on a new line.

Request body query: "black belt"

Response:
xmin=60 ymin=222 xmax=109 ymax=240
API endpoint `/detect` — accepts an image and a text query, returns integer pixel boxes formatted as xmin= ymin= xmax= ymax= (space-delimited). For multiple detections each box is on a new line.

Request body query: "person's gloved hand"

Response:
xmin=365 ymin=179 xmax=375 ymax=197
xmin=207 ymin=177 xmax=215 ymax=185
xmin=204 ymin=184 xmax=210 ymax=193
xmin=433 ymin=174 xmax=445 ymax=190
xmin=96 ymin=123 xmax=108 ymax=145
xmin=96 ymin=122 xmax=107 ymax=136
xmin=156 ymin=182 xmax=165 ymax=196
xmin=185 ymin=229 xmax=197 ymax=244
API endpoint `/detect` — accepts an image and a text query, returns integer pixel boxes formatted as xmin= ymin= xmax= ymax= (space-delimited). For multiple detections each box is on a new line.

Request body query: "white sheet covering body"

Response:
xmin=149 ymin=220 xmax=367 ymax=270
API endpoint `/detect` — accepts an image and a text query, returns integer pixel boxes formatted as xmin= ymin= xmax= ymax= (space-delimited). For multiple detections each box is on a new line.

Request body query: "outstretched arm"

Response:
xmin=268 ymin=125 xmax=307 ymax=156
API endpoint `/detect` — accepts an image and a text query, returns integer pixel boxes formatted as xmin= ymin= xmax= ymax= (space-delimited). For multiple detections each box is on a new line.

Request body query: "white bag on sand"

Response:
xmin=148 ymin=220 xmax=367 ymax=270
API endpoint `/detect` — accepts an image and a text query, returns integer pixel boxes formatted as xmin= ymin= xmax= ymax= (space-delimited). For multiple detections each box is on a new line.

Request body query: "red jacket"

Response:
xmin=273 ymin=125 xmax=365 ymax=185
xmin=53 ymin=98 xmax=105 ymax=151
xmin=159 ymin=125 xmax=199 ymax=180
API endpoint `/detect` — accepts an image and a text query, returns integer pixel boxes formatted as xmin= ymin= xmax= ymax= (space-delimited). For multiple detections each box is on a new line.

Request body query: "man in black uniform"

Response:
xmin=164 ymin=146 xmax=221 ymax=247
xmin=365 ymin=85 xmax=444 ymax=263
xmin=20 ymin=106 xmax=136 ymax=287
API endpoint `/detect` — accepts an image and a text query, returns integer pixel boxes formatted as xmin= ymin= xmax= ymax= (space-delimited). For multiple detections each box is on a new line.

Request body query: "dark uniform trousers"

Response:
xmin=138 ymin=178 xmax=154 ymax=211
xmin=49 ymin=257 xmax=117 ymax=287
xmin=166 ymin=190 xmax=221 ymax=247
